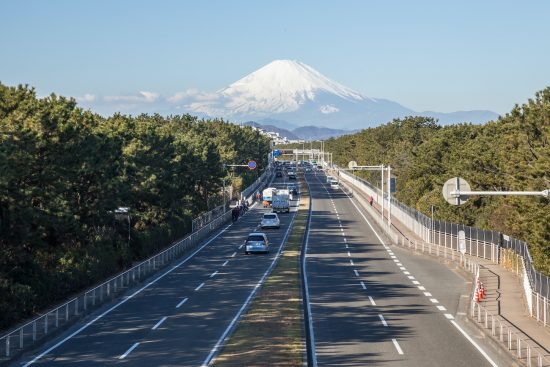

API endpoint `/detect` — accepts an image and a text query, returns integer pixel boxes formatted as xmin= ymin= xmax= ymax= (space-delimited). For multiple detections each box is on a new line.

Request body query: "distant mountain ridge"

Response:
xmin=243 ymin=121 xmax=349 ymax=141
xmin=186 ymin=60 xmax=499 ymax=131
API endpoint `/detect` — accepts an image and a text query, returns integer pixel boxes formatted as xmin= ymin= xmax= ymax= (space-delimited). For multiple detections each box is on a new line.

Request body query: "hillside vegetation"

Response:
xmin=0 ymin=83 xmax=271 ymax=330
xmin=291 ymin=88 xmax=550 ymax=275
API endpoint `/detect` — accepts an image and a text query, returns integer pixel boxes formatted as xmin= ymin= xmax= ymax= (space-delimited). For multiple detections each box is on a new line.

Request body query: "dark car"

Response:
xmin=276 ymin=171 xmax=283 ymax=177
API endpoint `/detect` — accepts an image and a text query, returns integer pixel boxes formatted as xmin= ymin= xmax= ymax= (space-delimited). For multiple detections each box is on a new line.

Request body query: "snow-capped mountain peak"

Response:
xmin=185 ymin=60 xmax=498 ymax=130
xmin=216 ymin=60 xmax=366 ymax=114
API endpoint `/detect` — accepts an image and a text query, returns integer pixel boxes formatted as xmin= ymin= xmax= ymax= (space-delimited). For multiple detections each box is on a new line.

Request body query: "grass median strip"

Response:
xmin=213 ymin=177 xmax=309 ymax=367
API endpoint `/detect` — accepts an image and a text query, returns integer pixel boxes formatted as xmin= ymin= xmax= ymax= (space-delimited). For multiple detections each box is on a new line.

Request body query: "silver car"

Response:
xmin=244 ymin=233 xmax=270 ymax=254
xmin=261 ymin=213 xmax=280 ymax=229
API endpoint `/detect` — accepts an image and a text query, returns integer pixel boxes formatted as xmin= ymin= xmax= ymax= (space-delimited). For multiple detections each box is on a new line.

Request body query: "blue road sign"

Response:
xmin=273 ymin=150 xmax=282 ymax=157
xmin=248 ymin=160 xmax=257 ymax=170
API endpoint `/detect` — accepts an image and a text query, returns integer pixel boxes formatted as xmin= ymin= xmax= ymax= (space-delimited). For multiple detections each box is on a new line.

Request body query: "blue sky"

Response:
xmin=1 ymin=0 xmax=549 ymax=115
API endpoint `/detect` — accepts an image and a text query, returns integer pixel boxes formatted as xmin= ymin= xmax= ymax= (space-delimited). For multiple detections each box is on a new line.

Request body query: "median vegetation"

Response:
xmin=213 ymin=176 xmax=309 ymax=367
xmin=0 ymin=83 xmax=271 ymax=330
xmin=284 ymin=87 xmax=550 ymax=275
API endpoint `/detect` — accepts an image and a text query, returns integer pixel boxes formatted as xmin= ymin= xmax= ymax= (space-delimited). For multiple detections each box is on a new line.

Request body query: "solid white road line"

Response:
xmin=210 ymin=271 xmax=218 ymax=278
xmin=176 ymin=297 xmax=188 ymax=308
xmin=195 ymin=282 xmax=205 ymax=291
xmin=222 ymin=260 xmax=229 ymax=267
xmin=392 ymin=339 xmax=404 ymax=355
xmin=152 ymin=316 xmax=167 ymax=330
xmin=360 ymin=281 xmax=367 ymax=290
xmin=368 ymin=296 xmax=376 ymax=306
xmin=22 ymin=223 xmax=234 ymax=367
xmin=119 ymin=342 xmax=140 ymax=359
xmin=378 ymin=314 xmax=388 ymax=327
xmin=353 ymin=269 xmax=359 ymax=276
xmin=450 ymin=320 xmax=498 ymax=367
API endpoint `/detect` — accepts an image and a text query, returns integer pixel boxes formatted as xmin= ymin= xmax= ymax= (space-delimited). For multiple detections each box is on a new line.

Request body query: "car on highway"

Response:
xmin=287 ymin=183 xmax=298 ymax=195
xmin=276 ymin=171 xmax=283 ymax=178
xmin=244 ymin=232 xmax=270 ymax=254
xmin=330 ymin=179 xmax=340 ymax=190
xmin=326 ymin=175 xmax=334 ymax=183
xmin=288 ymin=171 xmax=297 ymax=179
xmin=260 ymin=213 xmax=280 ymax=229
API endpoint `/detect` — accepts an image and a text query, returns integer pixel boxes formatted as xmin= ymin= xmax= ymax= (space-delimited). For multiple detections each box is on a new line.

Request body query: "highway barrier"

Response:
xmin=0 ymin=166 xmax=273 ymax=361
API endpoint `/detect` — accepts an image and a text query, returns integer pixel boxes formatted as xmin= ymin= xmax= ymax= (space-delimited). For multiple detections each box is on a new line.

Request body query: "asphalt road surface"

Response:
xmin=15 ymin=176 xmax=298 ymax=367
xmin=304 ymin=171 xmax=508 ymax=367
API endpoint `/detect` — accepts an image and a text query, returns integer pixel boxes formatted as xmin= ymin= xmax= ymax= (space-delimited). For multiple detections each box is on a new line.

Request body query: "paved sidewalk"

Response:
xmin=340 ymin=175 xmax=550 ymax=362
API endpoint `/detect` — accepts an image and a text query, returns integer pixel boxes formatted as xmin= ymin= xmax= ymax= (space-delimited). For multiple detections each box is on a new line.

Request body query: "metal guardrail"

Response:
xmin=471 ymin=301 xmax=550 ymax=367
xmin=337 ymin=168 xmax=550 ymax=326
xmin=192 ymin=204 xmax=225 ymax=232
xmin=0 ymin=167 xmax=273 ymax=360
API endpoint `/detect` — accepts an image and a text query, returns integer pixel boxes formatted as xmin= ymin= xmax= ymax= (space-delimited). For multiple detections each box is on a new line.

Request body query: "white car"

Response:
xmin=326 ymin=175 xmax=334 ymax=184
xmin=330 ymin=179 xmax=340 ymax=190
xmin=244 ymin=232 xmax=270 ymax=254
xmin=261 ymin=213 xmax=281 ymax=229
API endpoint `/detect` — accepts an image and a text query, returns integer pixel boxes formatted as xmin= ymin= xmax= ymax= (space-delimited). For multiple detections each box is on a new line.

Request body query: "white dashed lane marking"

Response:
xmin=379 ymin=314 xmax=388 ymax=327
xmin=360 ymin=281 xmax=367 ymax=290
xmin=353 ymin=270 xmax=359 ymax=276
xmin=195 ymin=282 xmax=205 ymax=291
xmin=151 ymin=316 xmax=167 ymax=330
xmin=176 ymin=297 xmax=188 ymax=308
xmin=119 ymin=343 xmax=140 ymax=359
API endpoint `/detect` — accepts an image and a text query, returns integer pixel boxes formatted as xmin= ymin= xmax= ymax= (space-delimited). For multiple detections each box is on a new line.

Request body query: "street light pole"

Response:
xmin=387 ymin=165 xmax=392 ymax=226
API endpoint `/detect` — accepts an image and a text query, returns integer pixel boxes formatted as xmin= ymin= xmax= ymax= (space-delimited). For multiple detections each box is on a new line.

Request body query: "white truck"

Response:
xmin=262 ymin=187 xmax=277 ymax=203
xmin=272 ymin=189 xmax=290 ymax=213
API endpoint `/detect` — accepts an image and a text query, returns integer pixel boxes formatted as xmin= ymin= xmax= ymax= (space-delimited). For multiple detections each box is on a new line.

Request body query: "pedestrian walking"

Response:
xmin=369 ymin=195 xmax=374 ymax=206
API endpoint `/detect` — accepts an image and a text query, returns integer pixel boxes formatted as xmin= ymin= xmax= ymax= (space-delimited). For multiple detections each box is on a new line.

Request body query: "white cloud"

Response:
xmin=168 ymin=89 xmax=219 ymax=103
xmin=104 ymin=91 xmax=159 ymax=103
xmin=167 ymin=89 xmax=199 ymax=103
xmin=77 ymin=93 xmax=96 ymax=103
xmin=320 ymin=104 xmax=339 ymax=114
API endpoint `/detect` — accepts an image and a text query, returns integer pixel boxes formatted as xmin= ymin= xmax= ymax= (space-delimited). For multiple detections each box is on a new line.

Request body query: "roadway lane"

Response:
xmin=16 ymin=176 xmax=298 ymax=367
xmin=305 ymin=171 xmax=498 ymax=367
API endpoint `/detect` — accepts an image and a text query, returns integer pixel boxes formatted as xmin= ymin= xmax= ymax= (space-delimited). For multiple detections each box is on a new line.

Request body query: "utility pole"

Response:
xmin=387 ymin=165 xmax=392 ymax=226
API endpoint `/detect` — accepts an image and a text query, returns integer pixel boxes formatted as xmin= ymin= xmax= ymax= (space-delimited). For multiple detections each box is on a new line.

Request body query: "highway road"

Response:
xmin=304 ymin=171 xmax=508 ymax=367
xmin=15 ymin=176 xmax=298 ymax=367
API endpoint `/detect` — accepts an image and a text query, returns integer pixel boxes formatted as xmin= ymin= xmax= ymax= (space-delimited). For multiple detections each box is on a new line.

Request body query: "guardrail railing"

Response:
xmin=0 ymin=166 xmax=273 ymax=360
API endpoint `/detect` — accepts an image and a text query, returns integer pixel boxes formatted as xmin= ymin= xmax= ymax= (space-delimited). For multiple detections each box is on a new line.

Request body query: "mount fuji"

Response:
xmin=185 ymin=60 xmax=498 ymax=131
